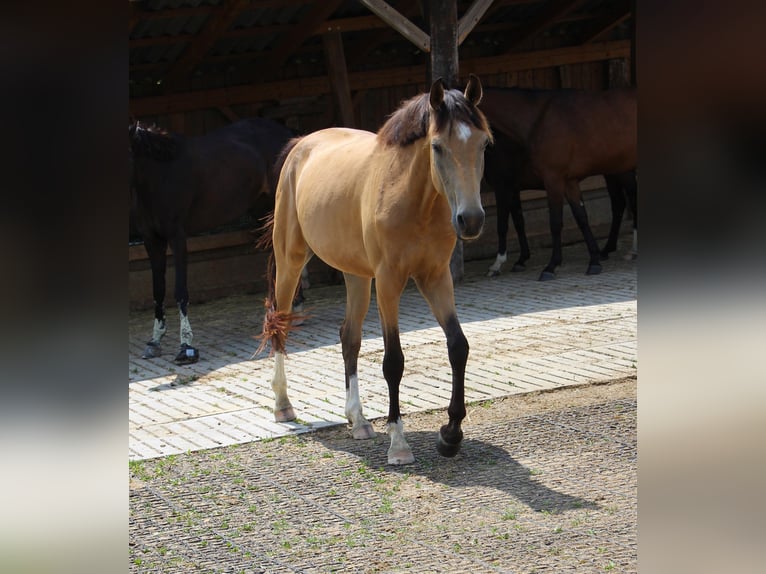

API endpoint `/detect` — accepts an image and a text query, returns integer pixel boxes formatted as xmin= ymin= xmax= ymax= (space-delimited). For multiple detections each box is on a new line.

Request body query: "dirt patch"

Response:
xmin=130 ymin=377 xmax=636 ymax=573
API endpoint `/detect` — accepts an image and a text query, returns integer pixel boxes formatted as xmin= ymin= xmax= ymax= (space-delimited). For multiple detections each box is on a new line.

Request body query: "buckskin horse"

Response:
xmin=480 ymin=86 xmax=637 ymax=280
xmin=130 ymin=118 xmax=294 ymax=364
xmin=258 ymin=76 xmax=491 ymax=465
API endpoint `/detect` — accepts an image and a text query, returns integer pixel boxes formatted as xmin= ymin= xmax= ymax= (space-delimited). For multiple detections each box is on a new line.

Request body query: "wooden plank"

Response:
xmin=358 ymin=0 xmax=430 ymax=53
xmin=322 ymin=32 xmax=355 ymax=127
xmin=128 ymin=230 xmax=257 ymax=262
xmin=457 ymin=0 xmax=495 ymax=45
xmin=130 ymin=40 xmax=630 ymax=117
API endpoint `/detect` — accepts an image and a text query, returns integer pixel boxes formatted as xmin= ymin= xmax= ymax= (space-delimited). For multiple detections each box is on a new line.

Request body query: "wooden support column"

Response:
xmin=425 ymin=0 xmax=464 ymax=281
xmin=322 ymin=32 xmax=355 ymax=127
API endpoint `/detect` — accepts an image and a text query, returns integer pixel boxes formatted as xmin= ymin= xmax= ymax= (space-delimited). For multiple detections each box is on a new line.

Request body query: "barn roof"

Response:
xmin=129 ymin=0 xmax=633 ymax=118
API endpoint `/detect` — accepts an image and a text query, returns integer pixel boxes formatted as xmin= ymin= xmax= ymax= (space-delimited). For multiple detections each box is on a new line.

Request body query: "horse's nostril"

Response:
xmin=457 ymin=214 xmax=465 ymax=228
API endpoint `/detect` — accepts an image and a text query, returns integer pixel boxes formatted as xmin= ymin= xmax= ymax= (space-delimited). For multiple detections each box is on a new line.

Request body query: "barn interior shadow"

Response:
xmin=310 ymin=428 xmax=598 ymax=514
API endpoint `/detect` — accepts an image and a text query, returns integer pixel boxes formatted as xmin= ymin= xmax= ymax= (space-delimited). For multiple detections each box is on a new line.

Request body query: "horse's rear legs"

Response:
xmin=142 ymin=235 xmax=168 ymax=359
xmin=340 ymin=274 xmax=375 ymax=440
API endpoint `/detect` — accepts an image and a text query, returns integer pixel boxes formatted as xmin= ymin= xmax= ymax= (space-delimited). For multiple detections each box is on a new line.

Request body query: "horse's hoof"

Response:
xmin=511 ymin=263 xmax=526 ymax=272
xmin=599 ymin=251 xmax=611 ymax=261
xmin=274 ymin=406 xmax=296 ymax=422
xmin=538 ymin=270 xmax=556 ymax=281
xmin=351 ymin=423 xmax=376 ymax=440
xmin=174 ymin=344 xmax=199 ymax=364
xmin=142 ymin=341 xmax=161 ymax=359
xmin=387 ymin=447 xmax=415 ymax=465
xmin=436 ymin=433 xmax=462 ymax=458
xmin=487 ymin=268 xmax=501 ymax=278
xmin=586 ymin=263 xmax=602 ymax=275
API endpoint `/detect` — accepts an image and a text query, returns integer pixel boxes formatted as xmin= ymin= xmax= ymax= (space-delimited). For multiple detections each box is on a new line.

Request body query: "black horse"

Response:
xmin=484 ymin=129 xmax=637 ymax=277
xmin=129 ymin=118 xmax=294 ymax=364
xmin=480 ymin=87 xmax=637 ymax=280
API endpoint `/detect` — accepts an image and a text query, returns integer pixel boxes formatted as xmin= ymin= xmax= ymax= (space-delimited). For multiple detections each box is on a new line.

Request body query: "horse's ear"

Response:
xmin=429 ymin=78 xmax=445 ymax=110
xmin=464 ymin=74 xmax=482 ymax=106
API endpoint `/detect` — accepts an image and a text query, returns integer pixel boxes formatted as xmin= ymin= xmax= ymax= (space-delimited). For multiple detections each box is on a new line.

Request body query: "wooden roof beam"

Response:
xmin=458 ymin=0 xmax=496 ymax=45
xmin=131 ymin=40 xmax=630 ymax=117
xmin=581 ymin=0 xmax=631 ymax=44
xmin=358 ymin=0 xmax=430 ymax=53
xmin=505 ymin=0 xmax=586 ymax=51
xmin=259 ymin=0 xmax=346 ymax=77
xmin=162 ymin=0 xmax=250 ymax=93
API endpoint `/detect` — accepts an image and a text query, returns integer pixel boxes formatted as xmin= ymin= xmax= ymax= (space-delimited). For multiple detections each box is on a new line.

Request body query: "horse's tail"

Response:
xmin=254 ymin=136 xmax=306 ymax=357
xmin=254 ymin=249 xmax=294 ymax=356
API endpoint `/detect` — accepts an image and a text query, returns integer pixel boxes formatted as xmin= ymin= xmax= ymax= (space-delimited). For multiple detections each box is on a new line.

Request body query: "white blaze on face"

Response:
xmin=455 ymin=121 xmax=472 ymax=143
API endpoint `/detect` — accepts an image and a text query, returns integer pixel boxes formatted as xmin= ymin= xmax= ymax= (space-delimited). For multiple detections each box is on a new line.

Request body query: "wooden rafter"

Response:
xmin=162 ymin=0 xmax=250 ymax=93
xmin=358 ymin=0 xmax=430 ymax=53
xmin=131 ymin=40 xmax=630 ymax=117
xmin=580 ymin=0 xmax=631 ymax=44
xmin=344 ymin=0 xmax=422 ymax=70
xmin=457 ymin=0 xmax=495 ymax=45
xmin=259 ymin=0 xmax=345 ymax=77
xmin=505 ymin=0 xmax=586 ymax=51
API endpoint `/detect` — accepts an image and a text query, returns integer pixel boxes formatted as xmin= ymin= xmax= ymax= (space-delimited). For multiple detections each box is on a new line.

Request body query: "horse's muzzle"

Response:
xmin=456 ymin=209 xmax=485 ymax=240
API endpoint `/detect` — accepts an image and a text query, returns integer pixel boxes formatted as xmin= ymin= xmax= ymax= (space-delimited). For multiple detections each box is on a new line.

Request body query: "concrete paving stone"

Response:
xmin=130 ymin=247 xmax=636 ymax=460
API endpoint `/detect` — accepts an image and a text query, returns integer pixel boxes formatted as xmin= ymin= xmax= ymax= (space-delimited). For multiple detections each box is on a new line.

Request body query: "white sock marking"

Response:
xmin=488 ymin=252 xmax=507 ymax=272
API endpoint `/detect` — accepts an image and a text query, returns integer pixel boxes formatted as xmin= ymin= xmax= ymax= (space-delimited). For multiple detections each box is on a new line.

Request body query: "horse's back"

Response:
xmin=535 ymin=88 xmax=637 ymax=177
xmin=275 ymin=128 xmax=380 ymax=277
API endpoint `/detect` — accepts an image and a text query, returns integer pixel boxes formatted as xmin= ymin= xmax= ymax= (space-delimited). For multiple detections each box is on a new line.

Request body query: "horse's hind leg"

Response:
xmin=375 ymin=272 xmax=413 ymax=465
xmin=142 ymin=235 xmax=168 ymax=359
xmin=624 ymin=170 xmax=638 ymax=260
xmin=269 ymin=248 xmax=306 ymax=422
xmin=415 ymin=269 xmax=467 ymax=459
xmin=340 ymin=274 xmax=375 ymax=439
xmin=600 ymin=174 xmax=626 ymax=260
xmin=171 ymin=233 xmax=199 ymax=364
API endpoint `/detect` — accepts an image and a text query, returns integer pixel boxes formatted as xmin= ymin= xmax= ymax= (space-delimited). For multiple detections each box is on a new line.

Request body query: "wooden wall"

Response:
xmin=129 ymin=58 xmax=630 ymax=309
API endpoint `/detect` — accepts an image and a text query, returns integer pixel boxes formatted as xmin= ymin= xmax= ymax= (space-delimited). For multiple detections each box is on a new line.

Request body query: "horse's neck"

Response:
xmin=386 ymin=142 xmax=443 ymax=217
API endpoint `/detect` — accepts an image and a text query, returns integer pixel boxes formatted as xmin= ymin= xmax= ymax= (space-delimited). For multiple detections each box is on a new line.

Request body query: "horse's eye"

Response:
xmin=431 ymin=143 xmax=443 ymax=154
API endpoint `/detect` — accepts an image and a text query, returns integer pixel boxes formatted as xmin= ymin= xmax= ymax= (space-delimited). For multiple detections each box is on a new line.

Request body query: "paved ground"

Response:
xmin=129 ymin=241 xmax=637 ymax=461
xmin=129 ymin=239 xmax=637 ymax=573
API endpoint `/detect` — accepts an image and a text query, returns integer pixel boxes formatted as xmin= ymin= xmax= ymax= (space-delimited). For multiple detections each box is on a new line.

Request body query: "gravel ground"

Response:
xmin=130 ymin=376 xmax=636 ymax=573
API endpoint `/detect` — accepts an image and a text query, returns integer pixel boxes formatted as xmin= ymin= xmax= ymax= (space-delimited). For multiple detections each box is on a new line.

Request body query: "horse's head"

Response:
xmin=428 ymin=74 xmax=492 ymax=240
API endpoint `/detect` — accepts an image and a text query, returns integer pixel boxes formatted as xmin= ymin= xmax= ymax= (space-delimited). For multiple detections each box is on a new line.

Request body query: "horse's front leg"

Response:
xmin=340 ymin=274 xmax=375 ymax=439
xmin=488 ymin=186 xmax=511 ymax=277
xmin=142 ymin=235 xmax=168 ymax=359
xmin=508 ymin=185 xmax=530 ymax=271
xmin=415 ymin=269 xmax=467 ymax=458
xmin=172 ymin=232 xmax=199 ymax=364
xmin=375 ymin=274 xmax=413 ymax=465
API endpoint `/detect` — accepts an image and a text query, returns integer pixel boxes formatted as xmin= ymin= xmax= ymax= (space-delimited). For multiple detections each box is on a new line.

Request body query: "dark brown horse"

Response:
xmin=480 ymin=86 xmax=637 ymax=280
xmin=259 ymin=76 xmax=491 ymax=464
xmin=130 ymin=118 xmax=294 ymax=364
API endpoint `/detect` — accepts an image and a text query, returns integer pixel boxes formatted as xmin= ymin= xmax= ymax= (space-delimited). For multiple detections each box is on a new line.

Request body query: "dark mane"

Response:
xmin=129 ymin=122 xmax=178 ymax=161
xmin=377 ymin=88 xmax=491 ymax=147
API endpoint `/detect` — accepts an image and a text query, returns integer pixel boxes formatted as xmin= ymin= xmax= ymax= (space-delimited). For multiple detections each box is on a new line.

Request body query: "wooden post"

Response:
xmin=426 ymin=0 xmax=464 ymax=282
xmin=322 ymin=32 xmax=356 ymax=127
